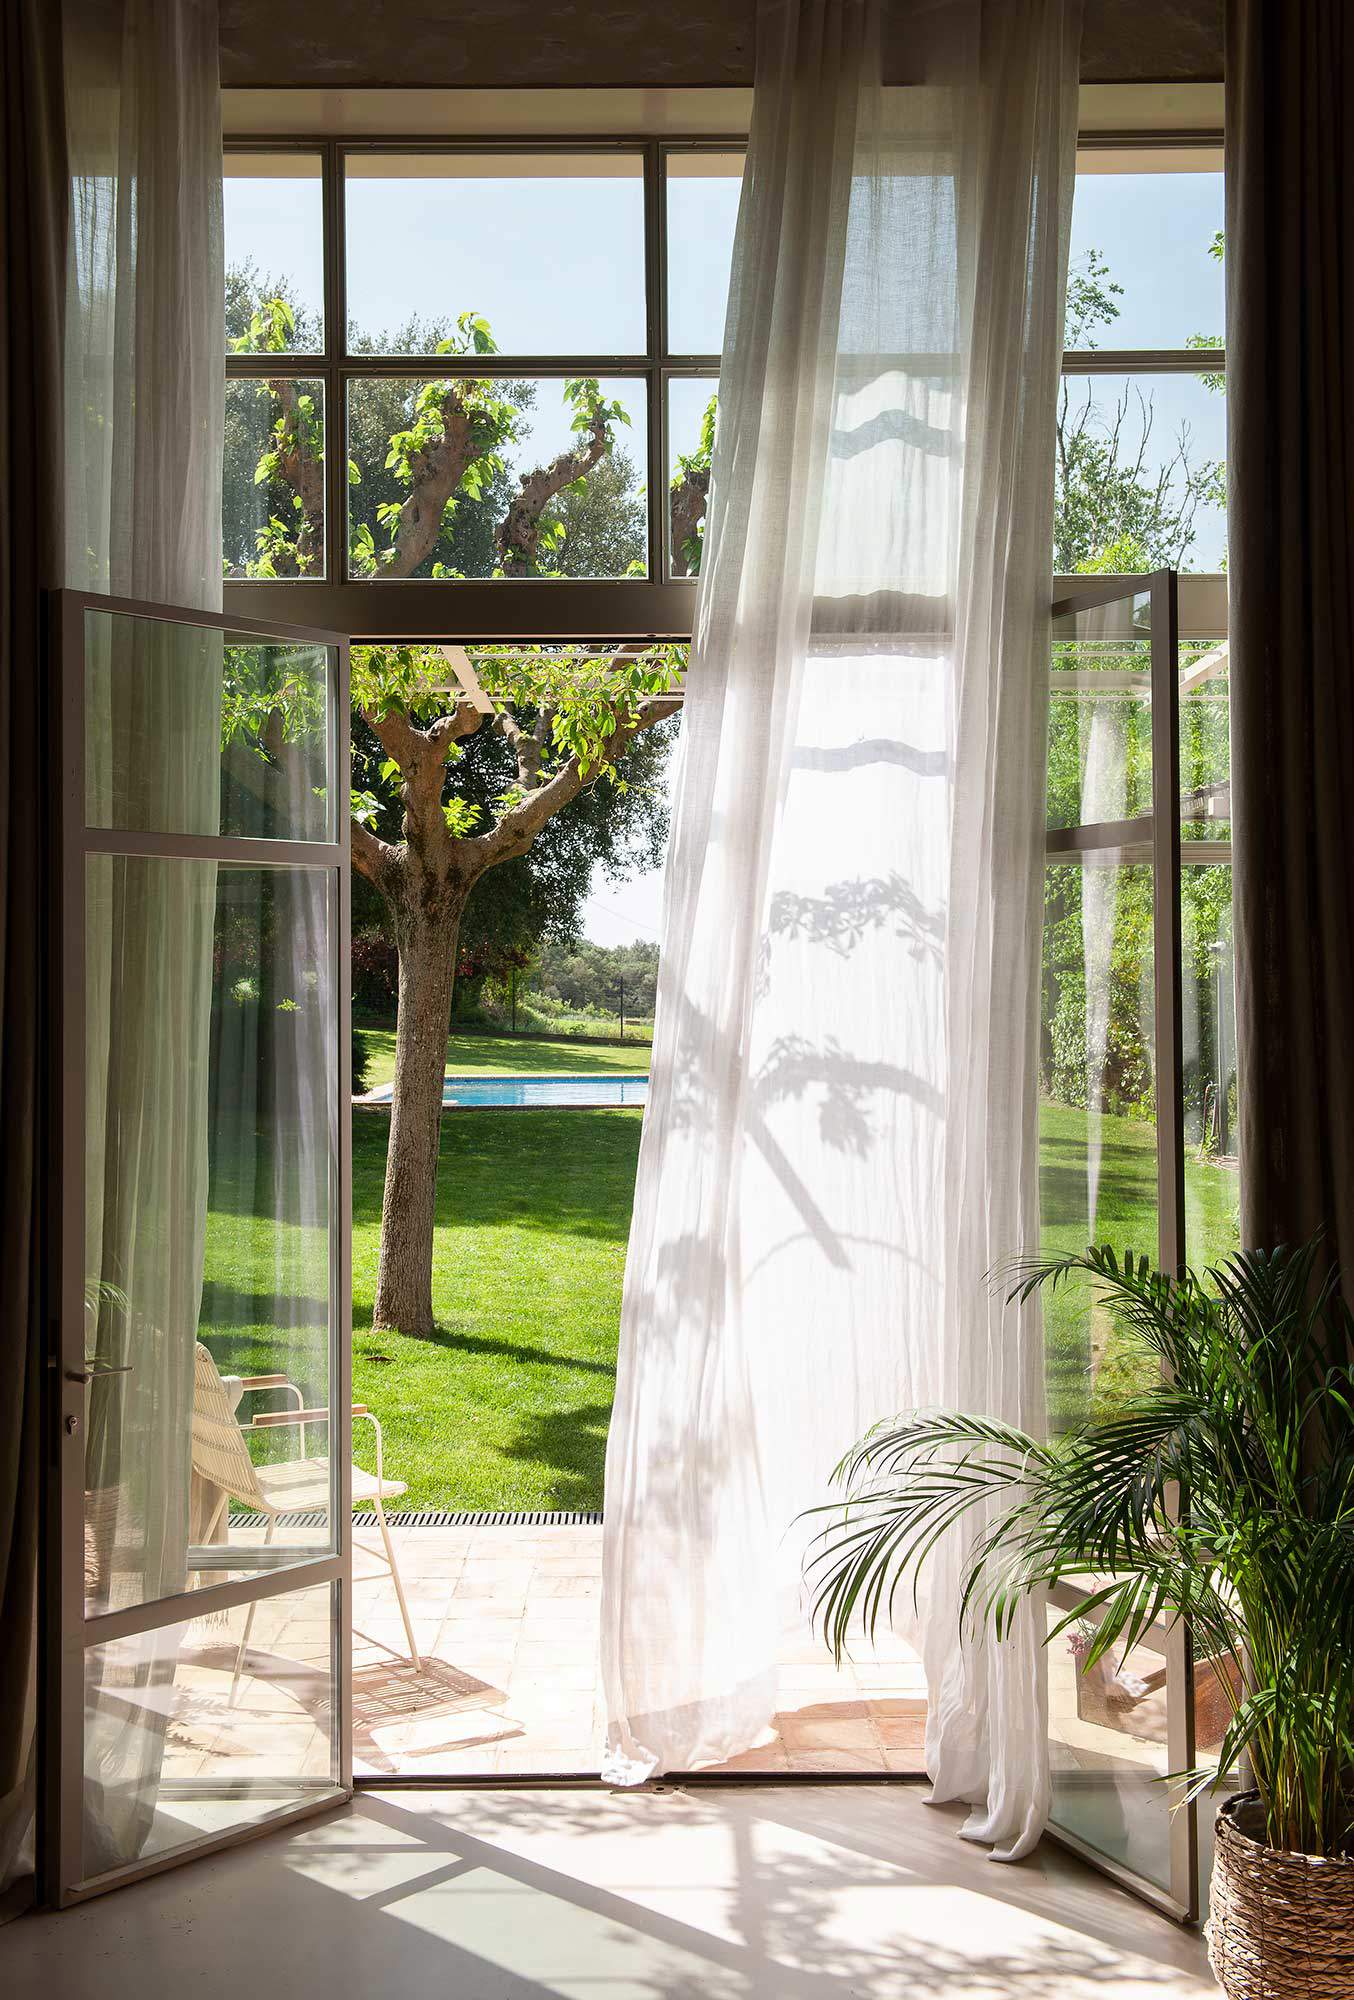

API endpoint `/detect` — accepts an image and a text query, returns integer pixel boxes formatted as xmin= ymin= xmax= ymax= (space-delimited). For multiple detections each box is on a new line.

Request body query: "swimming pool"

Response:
xmin=366 ymin=1072 xmax=650 ymax=1110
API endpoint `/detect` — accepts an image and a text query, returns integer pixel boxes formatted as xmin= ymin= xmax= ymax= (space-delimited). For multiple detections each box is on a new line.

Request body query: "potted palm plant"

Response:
xmin=807 ymin=1241 xmax=1354 ymax=1997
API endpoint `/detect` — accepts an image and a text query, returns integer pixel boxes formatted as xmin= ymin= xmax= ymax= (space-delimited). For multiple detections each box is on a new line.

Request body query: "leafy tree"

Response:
xmin=1055 ymin=246 xmax=1225 ymax=574
xmin=343 ymin=641 xmax=681 ymax=1329
xmin=228 ymin=286 xmax=681 ymax=1330
xmin=534 ymin=937 xmax=661 ymax=1018
xmin=670 ymin=391 xmax=717 ymax=576
xmin=350 ymin=708 xmax=672 ymax=1020
xmin=1042 ymin=236 xmax=1232 ymax=1145
xmin=538 ymin=448 xmax=646 ymax=578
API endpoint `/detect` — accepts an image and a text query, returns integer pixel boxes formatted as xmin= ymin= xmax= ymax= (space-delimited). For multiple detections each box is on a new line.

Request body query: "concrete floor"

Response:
xmin=5 ymin=1784 xmax=1214 ymax=1999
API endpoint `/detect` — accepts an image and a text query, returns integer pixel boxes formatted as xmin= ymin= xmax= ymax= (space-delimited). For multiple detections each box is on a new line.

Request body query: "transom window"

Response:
xmin=1061 ymin=142 xmax=1225 ymax=574
xmin=222 ymin=133 xmax=1224 ymax=633
xmin=224 ymin=143 xmax=741 ymax=599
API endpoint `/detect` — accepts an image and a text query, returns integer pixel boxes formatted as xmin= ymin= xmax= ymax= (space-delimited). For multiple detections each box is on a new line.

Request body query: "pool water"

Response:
xmin=368 ymin=1073 xmax=650 ymax=1109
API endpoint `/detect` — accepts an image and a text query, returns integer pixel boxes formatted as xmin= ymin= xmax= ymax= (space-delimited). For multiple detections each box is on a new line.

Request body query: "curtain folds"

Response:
xmin=0 ymin=0 xmax=67 ymax=1919
xmin=601 ymin=0 xmax=1080 ymax=1860
xmin=1225 ymin=0 xmax=1354 ymax=1286
xmin=64 ymin=0 xmax=224 ymax=1875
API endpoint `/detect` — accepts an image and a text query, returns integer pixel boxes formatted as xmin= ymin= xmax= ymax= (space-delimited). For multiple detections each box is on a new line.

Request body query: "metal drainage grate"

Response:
xmin=230 ymin=1508 xmax=602 ymax=1529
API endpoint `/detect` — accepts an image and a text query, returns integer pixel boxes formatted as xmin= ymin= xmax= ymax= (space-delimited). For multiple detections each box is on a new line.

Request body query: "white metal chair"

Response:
xmin=190 ymin=1342 xmax=421 ymax=1679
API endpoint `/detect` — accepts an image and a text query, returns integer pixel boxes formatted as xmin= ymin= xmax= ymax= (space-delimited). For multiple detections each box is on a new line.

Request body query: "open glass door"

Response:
xmin=45 ymin=593 xmax=352 ymax=1905
xmin=1040 ymin=572 xmax=1198 ymax=1919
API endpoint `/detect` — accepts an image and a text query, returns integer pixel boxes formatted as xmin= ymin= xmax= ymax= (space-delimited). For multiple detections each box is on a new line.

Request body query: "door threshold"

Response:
xmin=355 ymin=1770 xmax=927 ymax=1790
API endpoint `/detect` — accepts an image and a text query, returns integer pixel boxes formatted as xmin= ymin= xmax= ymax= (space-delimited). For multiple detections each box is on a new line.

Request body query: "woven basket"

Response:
xmin=1207 ymin=1792 xmax=1354 ymax=1999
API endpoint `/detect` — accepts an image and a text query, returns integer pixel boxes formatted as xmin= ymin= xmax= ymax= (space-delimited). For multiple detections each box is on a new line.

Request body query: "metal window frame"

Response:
xmin=215 ymin=130 xmax=1228 ymax=1920
xmin=1040 ymin=568 xmax=1230 ymax=1925
xmin=223 ymin=135 xmax=739 ymax=621
xmin=221 ymin=127 xmax=1223 ymax=638
xmin=42 ymin=589 xmax=354 ymax=1908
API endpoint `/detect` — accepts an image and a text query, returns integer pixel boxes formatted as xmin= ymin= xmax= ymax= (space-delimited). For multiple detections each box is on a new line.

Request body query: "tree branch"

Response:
xmin=495 ymin=706 xmax=554 ymax=790
xmin=474 ymin=692 xmax=681 ymax=866
xmin=669 ymin=465 xmax=709 ymax=578
xmin=351 ymin=814 xmax=401 ymax=885
xmin=495 ymin=405 xmax=610 ymax=574
xmin=266 ymin=376 xmax=325 ymax=573
xmin=361 ymin=704 xmax=427 ymax=770
xmin=386 ymin=387 xmax=479 ymax=578
xmin=426 ymin=698 xmax=487 ymax=759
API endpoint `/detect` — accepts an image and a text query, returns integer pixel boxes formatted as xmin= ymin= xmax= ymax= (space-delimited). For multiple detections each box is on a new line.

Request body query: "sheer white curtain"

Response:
xmin=602 ymin=0 xmax=1079 ymax=1860
xmin=65 ymin=0 xmax=224 ymax=1873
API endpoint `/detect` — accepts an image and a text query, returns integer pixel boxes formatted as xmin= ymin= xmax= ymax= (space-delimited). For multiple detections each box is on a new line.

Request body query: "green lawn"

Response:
xmin=200 ymin=1083 xmax=1240 ymax=1511
xmin=1039 ymin=1095 xmax=1240 ymax=1426
xmin=359 ymin=1026 xmax=653 ymax=1092
xmin=349 ymin=1107 xmax=641 ymax=1508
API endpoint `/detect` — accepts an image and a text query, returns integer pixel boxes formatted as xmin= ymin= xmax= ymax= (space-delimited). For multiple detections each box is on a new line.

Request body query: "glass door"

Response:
xmin=45 ymin=593 xmax=352 ymax=1905
xmin=1041 ymin=572 xmax=1198 ymax=1919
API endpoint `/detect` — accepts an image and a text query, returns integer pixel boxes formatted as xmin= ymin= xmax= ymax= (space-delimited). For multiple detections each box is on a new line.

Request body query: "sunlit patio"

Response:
xmin=346 ymin=1518 xmax=930 ymax=1780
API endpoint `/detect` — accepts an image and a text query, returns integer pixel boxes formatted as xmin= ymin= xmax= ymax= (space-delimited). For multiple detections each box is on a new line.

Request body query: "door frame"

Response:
xmin=1041 ymin=569 xmax=1200 ymax=1922
xmin=41 ymin=590 xmax=354 ymax=1907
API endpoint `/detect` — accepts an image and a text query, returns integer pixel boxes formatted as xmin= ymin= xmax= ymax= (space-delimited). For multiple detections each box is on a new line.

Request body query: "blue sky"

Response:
xmin=225 ymin=160 xmax=1225 ymax=945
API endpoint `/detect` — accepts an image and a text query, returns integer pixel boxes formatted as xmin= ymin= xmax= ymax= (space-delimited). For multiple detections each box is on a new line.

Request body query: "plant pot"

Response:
xmin=1207 ymin=1792 xmax=1354 ymax=1998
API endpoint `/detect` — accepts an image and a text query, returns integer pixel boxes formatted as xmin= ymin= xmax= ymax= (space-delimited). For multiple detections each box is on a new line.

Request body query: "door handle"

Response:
xmin=66 ymin=1360 xmax=133 ymax=1383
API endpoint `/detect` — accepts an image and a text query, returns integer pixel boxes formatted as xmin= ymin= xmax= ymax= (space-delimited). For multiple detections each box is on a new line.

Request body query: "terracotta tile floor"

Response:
xmin=351 ymin=1520 xmax=929 ymax=1778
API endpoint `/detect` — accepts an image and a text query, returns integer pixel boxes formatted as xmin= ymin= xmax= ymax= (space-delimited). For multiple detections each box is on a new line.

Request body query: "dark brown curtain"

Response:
xmin=0 ymin=0 xmax=66 ymax=1920
xmin=1226 ymin=0 xmax=1354 ymax=1279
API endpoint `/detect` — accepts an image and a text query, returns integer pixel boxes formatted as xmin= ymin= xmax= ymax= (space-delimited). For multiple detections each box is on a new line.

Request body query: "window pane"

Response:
xmin=84 ymin=609 xmax=333 ymax=842
xmin=347 ymin=376 xmax=647 ymax=579
xmin=83 ymin=860 xmax=337 ymax=1617
xmin=667 ymin=375 xmax=718 ymax=576
xmin=1047 ymin=591 xmax=1153 ymax=830
xmin=1041 ymin=855 xmax=1172 ymax=1893
xmin=224 ymin=153 xmax=324 ymax=353
xmin=666 ymin=152 xmax=743 ymax=355
xmin=1181 ymin=635 xmax=1231 ymax=839
xmin=1183 ymin=861 xmax=1237 ymax=1170
xmin=1180 ymin=633 xmax=1238 ymax=1224
xmin=225 ymin=377 xmax=327 ymax=583
xmin=1069 ymin=164 xmax=1224 ymax=349
xmin=1055 ymin=372 xmax=1227 ymax=573
xmin=82 ymin=1581 xmax=339 ymax=1880
xmin=345 ymin=154 xmax=645 ymax=356
xmin=1042 ymin=858 xmax=1159 ymax=1425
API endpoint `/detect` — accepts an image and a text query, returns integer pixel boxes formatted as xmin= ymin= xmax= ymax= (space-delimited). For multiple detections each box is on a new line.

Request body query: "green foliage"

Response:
xmin=670 ymin=391 xmax=717 ymax=575
xmin=807 ymin=1239 xmax=1354 ymax=1857
xmin=347 ymin=675 xmax=677 ymax=983
xmin=350 ymin=639 xmax=680 ymax=773
xmin=1054 ymin=386 xmax=1222 ymax=574
xmin=347 ymin=312 xmax=531 ymax=579
xmin=1042 ymin=634 xmax=1233 ymax=1137
xmin=224 ymin=271 xmax=320 ymax=576
xmin=534 ymin=937 xmax=660 ymax=1019
xmin=224 ymin=283 xmax=326 ymax=579
xmin=1064 ymin=247 xmax=1124 ymax=350
xmin=360 ymin=312 xmax=520 ymax=575
xmin=225 ymin=277 xmax=644 ymax=584
xmin=1054 ymin=242 xmax=1225 ymax=575
xmin=538 ymin=449 xmax=646 ymax=579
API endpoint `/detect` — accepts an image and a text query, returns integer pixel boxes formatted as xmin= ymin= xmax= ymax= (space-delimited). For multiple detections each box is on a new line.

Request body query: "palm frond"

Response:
xmin=805 ymin=1236 xmax=1354 ymax=1857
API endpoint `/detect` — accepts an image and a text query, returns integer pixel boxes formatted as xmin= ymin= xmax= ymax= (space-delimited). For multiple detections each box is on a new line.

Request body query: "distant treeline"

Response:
xmin=533 ymin=937 xmax=659 ymax=1019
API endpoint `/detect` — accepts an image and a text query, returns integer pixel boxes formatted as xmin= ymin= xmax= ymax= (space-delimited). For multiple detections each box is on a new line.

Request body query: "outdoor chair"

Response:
xmin=190 ymin=1342 xmax=421 ymax=1680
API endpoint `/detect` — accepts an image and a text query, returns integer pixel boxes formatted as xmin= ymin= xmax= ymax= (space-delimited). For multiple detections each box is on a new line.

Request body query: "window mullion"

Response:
xmin=323 ymin=139 xmax=345 ymax=586
xmin=644 ymin=140 xmax=665 ymax=582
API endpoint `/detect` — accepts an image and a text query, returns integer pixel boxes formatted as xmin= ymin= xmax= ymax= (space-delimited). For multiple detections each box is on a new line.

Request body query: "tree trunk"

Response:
xmin=372 ymin=875 xmax=468 ymax=1334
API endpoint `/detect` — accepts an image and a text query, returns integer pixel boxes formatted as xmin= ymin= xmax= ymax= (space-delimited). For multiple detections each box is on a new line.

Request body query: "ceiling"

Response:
xmin=219 ymin=1 xmax=1223 ymax=90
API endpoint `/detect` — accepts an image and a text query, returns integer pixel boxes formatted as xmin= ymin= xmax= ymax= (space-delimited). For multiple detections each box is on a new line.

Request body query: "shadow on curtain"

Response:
xmin=601 ymin=0 xmax=1081 ymax=1862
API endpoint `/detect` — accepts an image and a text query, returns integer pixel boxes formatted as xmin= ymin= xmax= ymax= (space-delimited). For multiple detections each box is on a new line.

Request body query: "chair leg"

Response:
xmin=231 ymin=1516 xmax=274 ymax=1701
xmin=372 ymin=1497 xmax=420 ymax=1669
